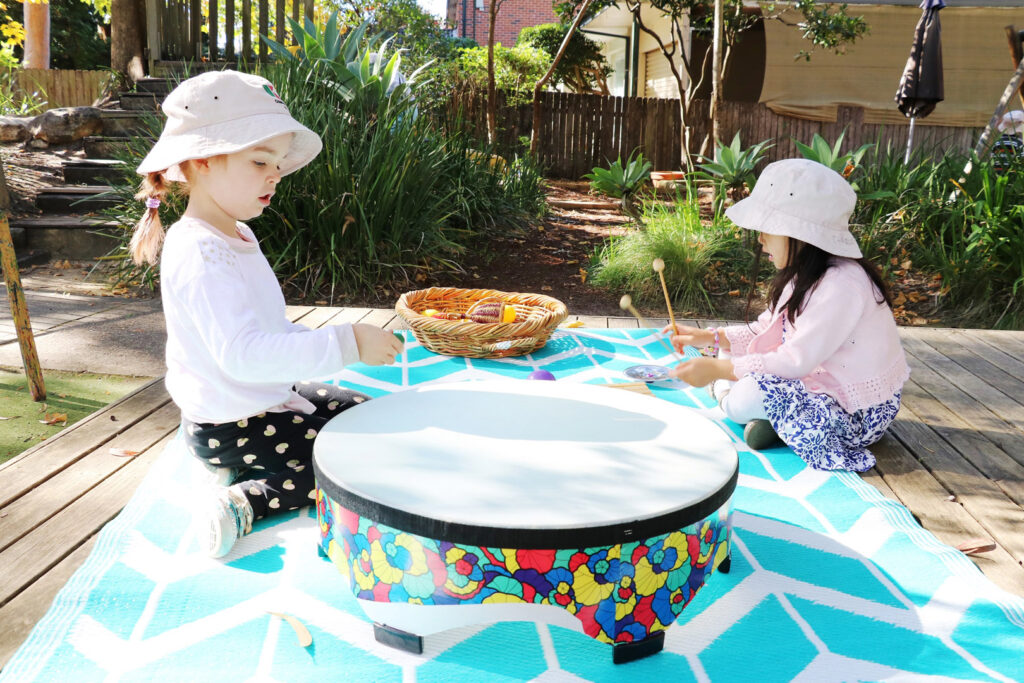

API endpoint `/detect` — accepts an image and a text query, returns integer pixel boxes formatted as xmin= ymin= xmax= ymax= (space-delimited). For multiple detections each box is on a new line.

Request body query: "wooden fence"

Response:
xmin=2 ymin=69 xmax=113 ymax=110
xmin=462 ymin=91 xmax=982 ymax=178
xmin=148 ymin=0 xmax=315 ymax=65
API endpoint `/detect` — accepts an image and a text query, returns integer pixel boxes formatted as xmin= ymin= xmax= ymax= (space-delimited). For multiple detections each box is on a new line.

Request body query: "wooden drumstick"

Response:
xmin=619 ymin=295 xmax=683 ymax=361
xmin=652 ymin=258 xmax=677 ymax=333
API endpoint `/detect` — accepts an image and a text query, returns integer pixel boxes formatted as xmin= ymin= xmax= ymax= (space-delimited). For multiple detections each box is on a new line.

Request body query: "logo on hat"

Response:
xmin=263 ymin=83 xmax=284 ymax=105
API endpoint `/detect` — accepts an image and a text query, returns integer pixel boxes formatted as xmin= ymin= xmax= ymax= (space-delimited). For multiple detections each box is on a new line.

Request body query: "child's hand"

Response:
xmin=670 ymin=357 xmax=735 ymax=387
xmin=352 ymin=324 xmax=404 ymax=365
xmin=661 ymin=324 xmax=714 ymax=353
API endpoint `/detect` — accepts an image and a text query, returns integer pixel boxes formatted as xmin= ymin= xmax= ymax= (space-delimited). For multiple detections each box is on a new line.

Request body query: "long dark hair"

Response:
xmin=745 ymin=237 xmax=893 ymax=325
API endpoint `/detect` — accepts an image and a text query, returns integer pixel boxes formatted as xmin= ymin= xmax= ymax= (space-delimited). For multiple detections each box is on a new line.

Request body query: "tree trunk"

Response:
xmin=707 ymin=0 xmax=724 ymax=158
xmin=486 ymin=1 xmax=500 ymax=145
xmin=529 ymin=0 xmax=594 ymax=156
xmin=22 ymin=2 xmax=50 ymax=69
xmin=111 ymin=0 xmax=147 ymax=82
xmin=0 ymin=152 xmax=10 ymax=211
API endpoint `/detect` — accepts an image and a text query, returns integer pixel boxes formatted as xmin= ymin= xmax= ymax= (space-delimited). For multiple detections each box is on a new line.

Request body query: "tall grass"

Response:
xmin=589 ymin=187 xmax=732 ymax=314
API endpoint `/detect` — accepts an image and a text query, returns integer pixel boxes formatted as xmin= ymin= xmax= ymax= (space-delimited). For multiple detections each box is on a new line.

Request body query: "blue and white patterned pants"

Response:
xmin=719 ymin=374 xmax=901 ymax=472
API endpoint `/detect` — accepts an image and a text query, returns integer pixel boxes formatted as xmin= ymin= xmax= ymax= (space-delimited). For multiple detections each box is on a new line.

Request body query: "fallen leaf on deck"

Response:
xmin=956 ymin=539 xmax=996 ymax=556
xmin=562 ymin=321 xmax=585 ymax=328
xmin=267 ymin=611 xmax=313 ymax=647
xmin=109 ymin=448 xmax=141 ymax=457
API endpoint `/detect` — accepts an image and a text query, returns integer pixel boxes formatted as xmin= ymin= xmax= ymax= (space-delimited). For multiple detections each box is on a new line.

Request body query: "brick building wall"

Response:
xmin=447 ymin=0 xmax=557 ymax=47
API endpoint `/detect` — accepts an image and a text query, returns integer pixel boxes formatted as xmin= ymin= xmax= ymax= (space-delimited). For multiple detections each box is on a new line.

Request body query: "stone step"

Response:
xmin=100 ymin=109 xmax=163 ymax=137
xmin=135 ymin=77 xmax=174 ymax=96
xmin=117 ymin=92 xmax=161 ymax=111
xmin=62 ymin=159 xmax=127 ymax=185
xmin=10 ymin=226 xmax=26 ymax=249
xmin=35 ymin=185 xmax=119 ymax=213
xmin=8 ymin=215 xmax=122 ymax=260
xmin=84 ymin=136 xmax=135 ymax=158
xmin=15 ymin=247 xmax=49 ymax=268
xmin=155 ymin=61 xmax=238 ymax=78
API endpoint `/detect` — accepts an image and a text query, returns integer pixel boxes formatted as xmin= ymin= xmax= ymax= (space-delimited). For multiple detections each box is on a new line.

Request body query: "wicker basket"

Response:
xmin=395 ymin=287 xmax=569 ymax=358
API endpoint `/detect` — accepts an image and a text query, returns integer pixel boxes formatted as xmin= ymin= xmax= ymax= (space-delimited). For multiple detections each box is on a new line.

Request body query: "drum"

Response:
xmin=313 ymin=380 xmax=738 ymax=663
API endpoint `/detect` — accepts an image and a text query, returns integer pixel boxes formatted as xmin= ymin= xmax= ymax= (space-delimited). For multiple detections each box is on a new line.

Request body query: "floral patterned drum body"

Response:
xmin=313 ymin=380 xmax=738 ymax=662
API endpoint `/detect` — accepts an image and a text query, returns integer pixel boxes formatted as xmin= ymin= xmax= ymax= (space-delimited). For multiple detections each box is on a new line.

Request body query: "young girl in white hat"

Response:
xmin=131 ymin=70 xmax=403 ymax=557
xmin=665 ymin=158 xmax=910 ymax=471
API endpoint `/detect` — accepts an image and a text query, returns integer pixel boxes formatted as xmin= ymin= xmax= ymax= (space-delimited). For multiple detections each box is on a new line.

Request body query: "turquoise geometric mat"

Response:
xmin=4 ymin=329 xmax=1023 ymax=682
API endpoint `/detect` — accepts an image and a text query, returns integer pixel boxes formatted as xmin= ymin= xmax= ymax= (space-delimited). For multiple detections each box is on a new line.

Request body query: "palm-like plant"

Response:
xmin=584 ymin=151 xmax=652 ymax=220
xmin=699 ymin=133 xmax=774 ymax=206
xmin=793 ymin=131 xmax=873 ymax=180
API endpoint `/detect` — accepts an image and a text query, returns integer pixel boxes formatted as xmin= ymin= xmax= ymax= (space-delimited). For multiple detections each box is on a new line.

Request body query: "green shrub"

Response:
xmin=590 ymin=187 xmax=731 ymax=314
xmin=99 ymin=18 xmax=545 ymax=301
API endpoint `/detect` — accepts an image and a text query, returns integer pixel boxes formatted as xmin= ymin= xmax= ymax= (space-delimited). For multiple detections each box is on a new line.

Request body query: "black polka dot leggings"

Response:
xmin=182 ymin=382 xmax=370 ymax=520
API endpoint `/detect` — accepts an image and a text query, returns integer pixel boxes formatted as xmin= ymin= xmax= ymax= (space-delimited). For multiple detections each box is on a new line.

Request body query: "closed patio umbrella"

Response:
xmin=895 ymin=0 xmax=945 ymax=163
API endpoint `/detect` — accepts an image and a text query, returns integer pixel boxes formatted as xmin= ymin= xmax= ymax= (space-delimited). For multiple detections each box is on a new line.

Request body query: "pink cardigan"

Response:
xmin=722 ymin=258 xmax=910 ymax=413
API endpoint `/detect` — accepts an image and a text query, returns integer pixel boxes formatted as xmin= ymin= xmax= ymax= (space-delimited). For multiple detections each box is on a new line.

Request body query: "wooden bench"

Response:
xmin=2 ymin=311 xmax=1023 ymax=669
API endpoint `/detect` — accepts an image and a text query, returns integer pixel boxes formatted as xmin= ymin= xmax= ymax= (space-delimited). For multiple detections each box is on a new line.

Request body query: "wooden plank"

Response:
xmin=225 ymin=0 xmax=235 ymax=61
xmin=258 ymin=0 xmax=268 ymax=62
xmin=294 ymin=306 xmax=344 ymax=329
xmin=961 ymin=328 xmax=1024 ymax=373
xmin=330 ymin=307 xmax=372 ymax=325
xmin=905 ymin=329 xmax=1024 ymax=463
xmin=284 ymin=304 xmax=315 ymax=323
xmin=906 ymin=329 xmax=1024 ymax=401
xmin=242 ymin=0 xmax=252 ymax=62
xmin=190 ymin=0 xmax=201 ymax=61
xmin=360 ymin=309 xmax=397 ymax=328
xmin=858 ymin=467 xmax=900 ymax=503
xmin=0 ymin=432 xmax=171 ymax=609
xmin=871 ymin=433 xmax=1024 ymax=595
xmin=0 ymin=401 xmax=180 ymax=553
xmin=607 ymin=317 xmax=638 ymax=329
xmin=0 ymin=379 xmax=171 ymax=509
xmin=888 ymin=399 xmax=1024 ymax=567
xmin=0 ymin=535 xmax=97 ymax=668
xmin=208 ymin=0 xmax=218 ymax=61
xmin=899 ymin=339 xmax=1024 ymax=493
xmin=275 ymin=0 xmax=285 ymax=44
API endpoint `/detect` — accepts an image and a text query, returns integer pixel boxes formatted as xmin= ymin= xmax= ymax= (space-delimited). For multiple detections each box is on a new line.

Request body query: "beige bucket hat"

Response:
xmin=725 ymin=158 xmax=862 ymax=259
xmin=136 ymin=70 xmax=322 ymax=182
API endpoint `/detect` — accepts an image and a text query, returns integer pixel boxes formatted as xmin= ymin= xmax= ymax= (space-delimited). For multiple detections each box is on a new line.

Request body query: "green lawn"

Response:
xmin=0 ymin=368 xmax=153 ymax=465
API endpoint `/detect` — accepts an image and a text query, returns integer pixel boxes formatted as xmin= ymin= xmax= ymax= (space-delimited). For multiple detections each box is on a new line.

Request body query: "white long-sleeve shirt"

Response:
xmin=160 ymin=217 xmax=359 ymax=424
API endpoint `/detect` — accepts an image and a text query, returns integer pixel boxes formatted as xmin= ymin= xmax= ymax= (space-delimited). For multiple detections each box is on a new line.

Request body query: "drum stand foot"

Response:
xmin=612 ymin=630 xmax=664 ymax=664
xmin=373 ymin=623 xmax=424 ymax=654
xmin=718 ymin=554 xmax=732 ymax=573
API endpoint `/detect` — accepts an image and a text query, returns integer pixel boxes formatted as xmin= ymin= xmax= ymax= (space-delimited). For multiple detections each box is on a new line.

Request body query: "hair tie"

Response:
xmin=145 ymin=197 xmax=161 ymax=209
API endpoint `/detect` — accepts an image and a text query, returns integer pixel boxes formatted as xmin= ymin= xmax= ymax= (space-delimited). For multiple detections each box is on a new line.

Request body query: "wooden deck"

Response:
xmin=2 ymin=308 xmax=1023 ymax=668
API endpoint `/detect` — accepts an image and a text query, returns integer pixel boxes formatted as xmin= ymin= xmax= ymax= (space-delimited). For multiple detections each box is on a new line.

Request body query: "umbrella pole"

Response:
xmin=905 ymin=117 xmax=916 ymax=164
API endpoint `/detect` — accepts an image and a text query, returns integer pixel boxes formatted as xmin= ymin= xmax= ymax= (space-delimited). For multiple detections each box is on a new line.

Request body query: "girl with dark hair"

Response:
xmin=665 ymin=159 xmax=910 ymax=471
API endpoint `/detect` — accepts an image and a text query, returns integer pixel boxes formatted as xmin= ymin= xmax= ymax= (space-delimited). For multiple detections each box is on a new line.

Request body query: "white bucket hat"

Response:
xmin=137 ymin=70 xmax=322 ymax=182
xmin=725 ymin=158 xmax=862 ymax=259
xmin=999 ymin=109 xmax=1024 ymax=135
